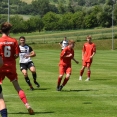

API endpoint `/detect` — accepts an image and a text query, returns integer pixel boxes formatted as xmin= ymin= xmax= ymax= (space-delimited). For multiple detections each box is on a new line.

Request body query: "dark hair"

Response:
xmin=19 ymin=36 xmax=25 ymax=40
xmin=0 ymin=22 xmax=12 ymax=33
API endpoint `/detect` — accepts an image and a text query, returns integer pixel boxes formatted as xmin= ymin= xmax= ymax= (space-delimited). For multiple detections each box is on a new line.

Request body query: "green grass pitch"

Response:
xmin=2 ymin=49 xmax=117 ymax=117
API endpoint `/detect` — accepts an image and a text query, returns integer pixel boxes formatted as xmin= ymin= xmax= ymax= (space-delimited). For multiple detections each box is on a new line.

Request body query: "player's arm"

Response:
xmin=60 ymin=48 xmax=72 ymax=58
xmin=59 ymin=41 xmax=62 ymax=47
xmin=82 ymin=45 xmax=85 ymax=60
xmin=29 ymin=51 xmax=36 ymax=57
xmin=0 ymin=56 xmax=3 ymax=67
xmin=25 ymin=46 xmax=36 ymax=57
xmin=90 ymin=44 xmax=96 ymax=59
xmin=14 ymin=54 xmax=19 ymax=59
xmin=72 ymin=58 xmax=79 ymax=64
xmin=90 ymin=52 xmax=96 ymax=59
xmin=14 ymin=40 xmax=20 ymax=59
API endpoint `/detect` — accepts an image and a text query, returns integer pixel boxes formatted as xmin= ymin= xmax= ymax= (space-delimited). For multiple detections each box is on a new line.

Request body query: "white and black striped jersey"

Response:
xmin=60 ymin=40 xmax=68 ymax=49
xmin=19 ymin=44 xmax=33 ymax=63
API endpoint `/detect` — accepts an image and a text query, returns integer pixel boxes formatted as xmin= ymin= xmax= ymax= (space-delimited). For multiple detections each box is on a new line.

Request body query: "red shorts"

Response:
xmin=59 ymin=64 xmax=72 ymax=75
xmin=0 ymin=66 xmax=18 ymax=84
xmin=83 ymin=60 xmax=92 ymax=67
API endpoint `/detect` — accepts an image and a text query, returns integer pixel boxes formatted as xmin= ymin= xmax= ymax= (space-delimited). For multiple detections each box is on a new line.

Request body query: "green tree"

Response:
xmin=42 ymin=12 xmax=60 ymax=30
xmin=67 ymin=0 xmax=75 ymax=13
xmin=10 ymin=15 xmax=24 ymax=33
xmin=32 ymin=0 xmax=51 ymax=16
xmin=29 ymin=16 xmax=44 ymax=32
xmin=58 ymin=2 xmax=66 ymax=14
xmin=72 ymin=11 xmax=85 ymax=29
xmin=59 ymin=12 xmax=74 ymax=30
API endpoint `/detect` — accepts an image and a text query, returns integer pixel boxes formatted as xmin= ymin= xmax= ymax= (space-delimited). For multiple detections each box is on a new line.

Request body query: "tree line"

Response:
xmin=0 ymin=0 xmax=117 ymax=33
xmin=0 ymin=0 xmax=116 ymax=16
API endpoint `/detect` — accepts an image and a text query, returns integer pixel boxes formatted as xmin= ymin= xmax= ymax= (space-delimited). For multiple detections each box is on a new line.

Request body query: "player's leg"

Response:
xmin=85 ymin=63 xmax=91 ymax=81
xmin=79 ymin=66 xmax=85 ymax=80
xmin=57 ymin=74 xmax=63 ymax=91
xmin=57 ymin=65 xmax=64 ymax=90
xmin=29 ymin=64 xmax=40 ymax=88
xmin=22 ymin=69 xmax=34 ymax=90
xmin=12 ymin=80 xmax=34 ymax=115
xmin=20 ymin=63 xmax=34 ymax=90
xmin=0 ymin=85 xmax=8 ymax=117
xmin=59 ymin=73 xmax=70 ymax=91
xmin=59 ymin=66 xmax=71 ymax=91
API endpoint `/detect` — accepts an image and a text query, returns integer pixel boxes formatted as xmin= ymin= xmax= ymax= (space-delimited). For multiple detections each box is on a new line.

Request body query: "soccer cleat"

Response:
xmin=56 ymin=86 xmax=59 ymax=91
xmin=58 ymin=85 xmax=63 ymax=91
xmin=85 ymin=78 xmax=90 ymax=81
xmin=79 ymin=76 xmax=82 ymax=81
xmin=30 ymin=87 xmax=34 ymax=91
xmin=34 ymin=81 xmax=40 ymax=87
xmin=25 ymin=103 xmax=34 ymax=115
xmin=28 ymin=107 xmax=34 ymax=115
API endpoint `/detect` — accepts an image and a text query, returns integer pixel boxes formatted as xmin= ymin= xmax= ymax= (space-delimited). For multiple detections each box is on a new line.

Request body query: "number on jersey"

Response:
xmin=4 ymin=46 xmax=11 ymax=57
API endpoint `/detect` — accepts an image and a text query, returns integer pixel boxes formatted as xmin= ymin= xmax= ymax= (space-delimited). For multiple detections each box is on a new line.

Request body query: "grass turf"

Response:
xmin=2 ymin=49 xmax=117 ymax=117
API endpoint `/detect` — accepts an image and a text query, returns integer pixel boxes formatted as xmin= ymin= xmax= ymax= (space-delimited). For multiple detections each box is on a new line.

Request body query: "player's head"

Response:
xmin=64 ymin=37 xmax=67 ymax=40
xmin=68 ymin=40 xmax=75 ymax=48
xmin=86 ymin=35 xmax=92 ymax=43
xmin=0 ymin=22 xmax=12 ymax=34
xmin=19 ymin=36 xmax=26 ymax=45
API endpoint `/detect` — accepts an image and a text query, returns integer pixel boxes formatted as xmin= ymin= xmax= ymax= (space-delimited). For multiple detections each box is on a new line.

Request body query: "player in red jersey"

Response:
xmin=0 ymin=22 xmax=34 ymax=115
xmin=79 ymin=35 xmax=96 ymax=81
xmin=57 ymin=40 xmax=79 ymax=91
xmin=0 ymin=56 xmax=8 ymax=117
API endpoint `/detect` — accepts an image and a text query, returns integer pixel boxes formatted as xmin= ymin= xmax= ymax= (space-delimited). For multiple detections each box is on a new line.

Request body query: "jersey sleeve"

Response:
xmin=60 ymin=48 xmax=67 ymax=58
xmin=93 ymin=44 xmax=96 ymax=52
xmin=72 ymin=50 xmax=74 ymax=58
xmin=15 ymin=40 xmax=20 ymax=55
xmin=60 ymin=41 xmax=63 ymax=44
xmin=28 ymin=46 xmax=33 ymax=52
xmin=82 ymin=44 xmax=86 ymax=53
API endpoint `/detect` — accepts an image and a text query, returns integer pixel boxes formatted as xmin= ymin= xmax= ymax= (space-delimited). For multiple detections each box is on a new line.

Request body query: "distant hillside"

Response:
xmin=21 ymin=0 xmax=69 ymax=4
xmin=21 ymin=0 xmax=32 ymax=4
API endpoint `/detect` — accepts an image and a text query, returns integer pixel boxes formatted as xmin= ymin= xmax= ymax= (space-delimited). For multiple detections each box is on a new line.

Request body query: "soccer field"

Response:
xmin=2 ymin=49 xmax=117 ymax=117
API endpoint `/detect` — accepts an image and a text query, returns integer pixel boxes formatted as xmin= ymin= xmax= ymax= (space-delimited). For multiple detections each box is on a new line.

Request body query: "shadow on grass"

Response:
xmin=27 ymin=88 xmax=50 ymax=91
xmin=9 ymin=111 xmax=54 ymax=115
xmin=61 ymin=89 xmax=98 ymax=92
xmin=83 ymin=102 xmax=92 ymax=104
xmin=93 ymin=78 xmax=111 ymax=81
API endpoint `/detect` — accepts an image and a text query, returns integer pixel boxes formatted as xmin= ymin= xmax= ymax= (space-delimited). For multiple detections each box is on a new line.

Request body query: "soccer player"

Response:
xmin=19 ymin=36 xmax=40 ymax=90
xmin=0 ymin=56 xmax=8 ymax=117
xmin=79 ymin=35 xmax=96 ymax=81
xmin=0 ymin=22 xmax=34 ymax=115
xmin=57 ymin=40 xmax=79 ymax=91
xmin=59 ymin=37 xmax=68 ymax=51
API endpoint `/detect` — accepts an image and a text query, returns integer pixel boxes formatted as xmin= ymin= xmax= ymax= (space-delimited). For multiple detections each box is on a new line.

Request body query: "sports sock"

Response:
xmin=18 ymin=90 xmax=28 ymax=104
xmin=62 ymin=77 xmax=69 ymax=86
xmin=57 ymin=77 xmax=62 ymax=87
xmin=80 ymin=69 xmax=84 ymax=76
xmin=87 ymin=70 xmax=91 ymax=78
xmin=25 ymin=77 xmax=32 ymax=87
xmin=1 ymin=108 xmax=7 ymax=117
xmin=32 ymin=73 xmax=37 ymax=81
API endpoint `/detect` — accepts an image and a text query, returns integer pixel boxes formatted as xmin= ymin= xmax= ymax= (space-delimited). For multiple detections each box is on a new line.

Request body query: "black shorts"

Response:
xmin=0 ymin=85 xmax=2 ymax=93
xmin=20 ymin=61 xmax=35 ymax=71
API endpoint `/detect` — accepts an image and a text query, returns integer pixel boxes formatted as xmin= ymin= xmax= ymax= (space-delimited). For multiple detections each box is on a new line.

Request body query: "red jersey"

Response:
xmin=59 ymin=46 xmax=74 ymax=66
xmin=82 ymin=42 xmax=96 ymax=62
xmin=0 ymin=35 xmax=20 ymax=72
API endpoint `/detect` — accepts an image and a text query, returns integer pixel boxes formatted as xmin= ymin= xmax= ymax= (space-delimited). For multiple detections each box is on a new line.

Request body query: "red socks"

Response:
xmin=87 ymin=70 xmax=91 ymax=78
xmin=57 ymin=77 xmax=62 ymax=87
xmin=62 ymin=78 xmax=69 ymax=86
xmin=18 ymin=90 xmax=28 ymax=104
xmin=80 ymin=69 xmax=84 ymax=76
